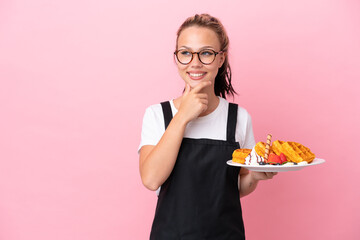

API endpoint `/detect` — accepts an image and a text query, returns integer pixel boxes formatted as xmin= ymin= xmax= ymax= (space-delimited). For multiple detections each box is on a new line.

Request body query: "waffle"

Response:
xmin=254 ymin=142 xmax=274 ymax=157
xmin=271 ymin=140 xmax=284 ymax=156
xmin=232 ymin=149 xmax=251 ymax=164
xmin=272 ymin=140 xmax=315 ymax=163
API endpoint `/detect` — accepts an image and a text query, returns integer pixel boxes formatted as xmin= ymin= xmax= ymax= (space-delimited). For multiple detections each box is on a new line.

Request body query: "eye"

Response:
xmin=179 ymin=50 xmax=191 ymax=56
xmin=200 ymin=50 xmax=215 ymax=56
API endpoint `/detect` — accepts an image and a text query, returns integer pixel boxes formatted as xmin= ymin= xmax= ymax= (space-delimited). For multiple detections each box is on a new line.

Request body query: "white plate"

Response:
xmin=226 ymin=158 xmax=325 ymax=172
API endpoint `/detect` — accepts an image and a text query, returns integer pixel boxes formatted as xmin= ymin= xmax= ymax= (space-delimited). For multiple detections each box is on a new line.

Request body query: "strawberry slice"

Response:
xmin=267 ymin=153 xmax=281 ymax=165
xmin=279 ymin=153 xmax=287 ymax=164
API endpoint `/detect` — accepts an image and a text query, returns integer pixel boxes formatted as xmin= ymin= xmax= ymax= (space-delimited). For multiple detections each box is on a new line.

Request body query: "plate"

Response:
xmin=226 ymin=158 xmax=325 ymax=172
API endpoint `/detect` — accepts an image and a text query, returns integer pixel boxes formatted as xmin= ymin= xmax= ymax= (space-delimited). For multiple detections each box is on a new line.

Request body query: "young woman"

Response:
xmin=138 ymin=14 xmax=277 ymax=239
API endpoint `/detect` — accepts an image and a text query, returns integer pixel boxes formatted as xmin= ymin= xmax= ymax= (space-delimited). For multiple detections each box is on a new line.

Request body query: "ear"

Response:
xmin=218 ymin=52 xmax=226 ymax=68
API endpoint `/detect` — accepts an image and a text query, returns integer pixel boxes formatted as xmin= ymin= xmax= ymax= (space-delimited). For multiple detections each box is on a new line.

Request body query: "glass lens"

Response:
xmin=177 ymin=50 xmax=192 ymax=64
xmin=199 ymin=50 xmax=216 ymax=64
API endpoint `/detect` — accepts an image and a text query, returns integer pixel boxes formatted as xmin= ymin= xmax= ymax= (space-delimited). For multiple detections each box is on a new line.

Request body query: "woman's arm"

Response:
xmin=239 ymin=168 xmax=277 ymax=198
xmin=139 ymin=114 xmax=187 ymax=191
xmin=139 ymin=81 xmax=211 ymax=191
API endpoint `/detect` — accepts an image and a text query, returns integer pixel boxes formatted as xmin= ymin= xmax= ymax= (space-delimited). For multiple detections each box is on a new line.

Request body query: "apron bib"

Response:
xmin=150 ymin=101 xmax=245 ymax=240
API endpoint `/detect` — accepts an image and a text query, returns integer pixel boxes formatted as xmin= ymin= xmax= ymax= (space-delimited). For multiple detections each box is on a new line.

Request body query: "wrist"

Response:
xmin=172 ymin=112 xmax=189 ymax=128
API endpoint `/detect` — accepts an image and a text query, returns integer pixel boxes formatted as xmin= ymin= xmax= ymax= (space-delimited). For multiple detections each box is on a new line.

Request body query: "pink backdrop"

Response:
xmin=1 ymin=0 xmax=359 ymax=239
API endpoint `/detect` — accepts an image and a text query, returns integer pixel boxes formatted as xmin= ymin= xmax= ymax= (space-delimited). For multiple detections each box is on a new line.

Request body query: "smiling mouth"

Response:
xmin=188 ymin=72 xmax=206 ymax=80
xmin=189 ymin=72 xmax=206 ymax=77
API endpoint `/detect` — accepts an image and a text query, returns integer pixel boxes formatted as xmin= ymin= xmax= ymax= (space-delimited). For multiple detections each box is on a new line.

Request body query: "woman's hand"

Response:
xmin=250 ymin=171 xmax=278 ymax=181
xmin=239 ymin=168 xmax=278 ymax=198
xmin=177 ymin=81 xmax=211 ymax=124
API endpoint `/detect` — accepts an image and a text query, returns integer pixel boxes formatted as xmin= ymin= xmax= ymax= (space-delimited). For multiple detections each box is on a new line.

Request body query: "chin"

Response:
xmin=189 ymin=81 xmax=201 ymax=88
xmin=188 ymin=78 xmax=212 ymax=88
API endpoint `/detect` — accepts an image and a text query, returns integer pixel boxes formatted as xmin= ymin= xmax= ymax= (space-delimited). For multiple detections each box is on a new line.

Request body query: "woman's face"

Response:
xmin=176 ymin=26 xmax=225 ymax=89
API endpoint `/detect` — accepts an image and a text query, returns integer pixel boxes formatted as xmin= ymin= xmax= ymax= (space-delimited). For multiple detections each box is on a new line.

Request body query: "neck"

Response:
xmin=199 ymin=92 xmax=219 ymax=117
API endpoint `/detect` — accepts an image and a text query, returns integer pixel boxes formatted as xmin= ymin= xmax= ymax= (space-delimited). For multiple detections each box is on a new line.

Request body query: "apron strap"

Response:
xmin=227 ymin=103 xmax=238 ymax=142
xmin=161 ymin=101 xmax=173 ymax=130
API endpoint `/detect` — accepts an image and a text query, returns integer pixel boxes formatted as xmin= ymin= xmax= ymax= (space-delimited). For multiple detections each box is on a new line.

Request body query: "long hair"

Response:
xmin=176 ymin=14 xmax=237 ymax=99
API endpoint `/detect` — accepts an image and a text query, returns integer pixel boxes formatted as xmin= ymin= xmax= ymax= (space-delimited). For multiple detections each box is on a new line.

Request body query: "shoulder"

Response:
xmin=144 ymin=102 xmax=162 ymax=114
xmin=219 ymin=97 xmax=252 ymax=120
xmin=143 ymin=102 xmax=165 ymax=121
xmin=144 ymin=100 xmax=175 ymax=114
xmin=237 ymin=106 xmax=252 ymax=121
xmin=141 ymin=103 xmax=168 ymax=135
xmin=139 ymin=102 xmax=168 ymax=151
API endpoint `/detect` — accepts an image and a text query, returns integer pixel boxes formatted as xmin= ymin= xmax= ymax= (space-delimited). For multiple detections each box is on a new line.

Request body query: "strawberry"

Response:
xmin=279 ymin=153 xmax=287 ymax=164
xmin=267 ymin=153 xmax=281 ymax=165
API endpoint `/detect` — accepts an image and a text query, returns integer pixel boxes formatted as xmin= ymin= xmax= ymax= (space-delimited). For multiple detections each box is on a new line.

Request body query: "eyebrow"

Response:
xmin=178 ymin=45 xmax=216 ymax=51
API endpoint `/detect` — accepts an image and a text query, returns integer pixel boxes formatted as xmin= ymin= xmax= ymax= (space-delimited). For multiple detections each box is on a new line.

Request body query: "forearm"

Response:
xmin=239 ymin=171 xmax=259 ymax=198
xmin=140 ymin=114 xmax=188 ymax=190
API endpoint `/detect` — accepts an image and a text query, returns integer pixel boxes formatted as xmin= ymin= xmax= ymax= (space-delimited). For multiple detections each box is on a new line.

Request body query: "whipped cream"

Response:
xmin=297 ymin=161 xmax=308 ymax=165
xmin=245 ymin=147 xmax=264 ymax=165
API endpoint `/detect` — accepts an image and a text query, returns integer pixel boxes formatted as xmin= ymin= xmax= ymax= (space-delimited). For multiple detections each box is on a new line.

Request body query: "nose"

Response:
xmin=190 ymin=53 xmax=202 ymax=67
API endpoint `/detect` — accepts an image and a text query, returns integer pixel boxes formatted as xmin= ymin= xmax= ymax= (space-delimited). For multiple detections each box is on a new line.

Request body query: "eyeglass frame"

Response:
xmin=174 ymin=49 xmax=224 ymax=65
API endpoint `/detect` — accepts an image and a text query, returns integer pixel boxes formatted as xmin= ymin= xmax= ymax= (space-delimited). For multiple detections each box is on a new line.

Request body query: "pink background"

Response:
xmin=0 ymin=0 xmax=359 ymax=239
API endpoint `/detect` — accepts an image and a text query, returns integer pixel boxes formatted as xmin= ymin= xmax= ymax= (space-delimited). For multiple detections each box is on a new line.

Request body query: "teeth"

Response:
xmin=189 ymin=73 xmax=205 ymax=77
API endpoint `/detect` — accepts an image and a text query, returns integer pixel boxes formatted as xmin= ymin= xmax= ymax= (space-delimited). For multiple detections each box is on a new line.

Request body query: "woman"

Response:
xmin=138 ymin=14 xmax=277 ymax=239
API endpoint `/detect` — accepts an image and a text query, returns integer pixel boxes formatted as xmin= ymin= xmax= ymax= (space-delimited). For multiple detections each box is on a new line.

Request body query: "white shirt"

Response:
xmin=138 ymin=97 xmax=256 ymax=152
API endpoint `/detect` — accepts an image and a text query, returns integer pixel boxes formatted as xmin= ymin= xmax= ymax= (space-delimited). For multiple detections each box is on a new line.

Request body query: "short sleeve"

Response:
xmin=138 ymin=105 xmax=165 ymax=153
xmin=242 ymin=113 xmax=256 ymax=149
xmin=236 ymin=107 xmax=256 ymax=149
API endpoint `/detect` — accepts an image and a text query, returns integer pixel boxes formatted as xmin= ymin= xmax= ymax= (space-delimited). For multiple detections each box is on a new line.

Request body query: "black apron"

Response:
xmin=150 ymin=101 xmax=245 ymax=240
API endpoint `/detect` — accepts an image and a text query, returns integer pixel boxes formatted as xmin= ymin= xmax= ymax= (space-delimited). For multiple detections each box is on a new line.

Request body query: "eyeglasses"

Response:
xmin=174 ymin=49 xmax=223 ymax=65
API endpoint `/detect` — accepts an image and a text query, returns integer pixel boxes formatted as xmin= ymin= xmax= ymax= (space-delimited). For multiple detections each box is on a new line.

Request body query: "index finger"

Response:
xmin=191 ymin=81 xmax=212 ymax=93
